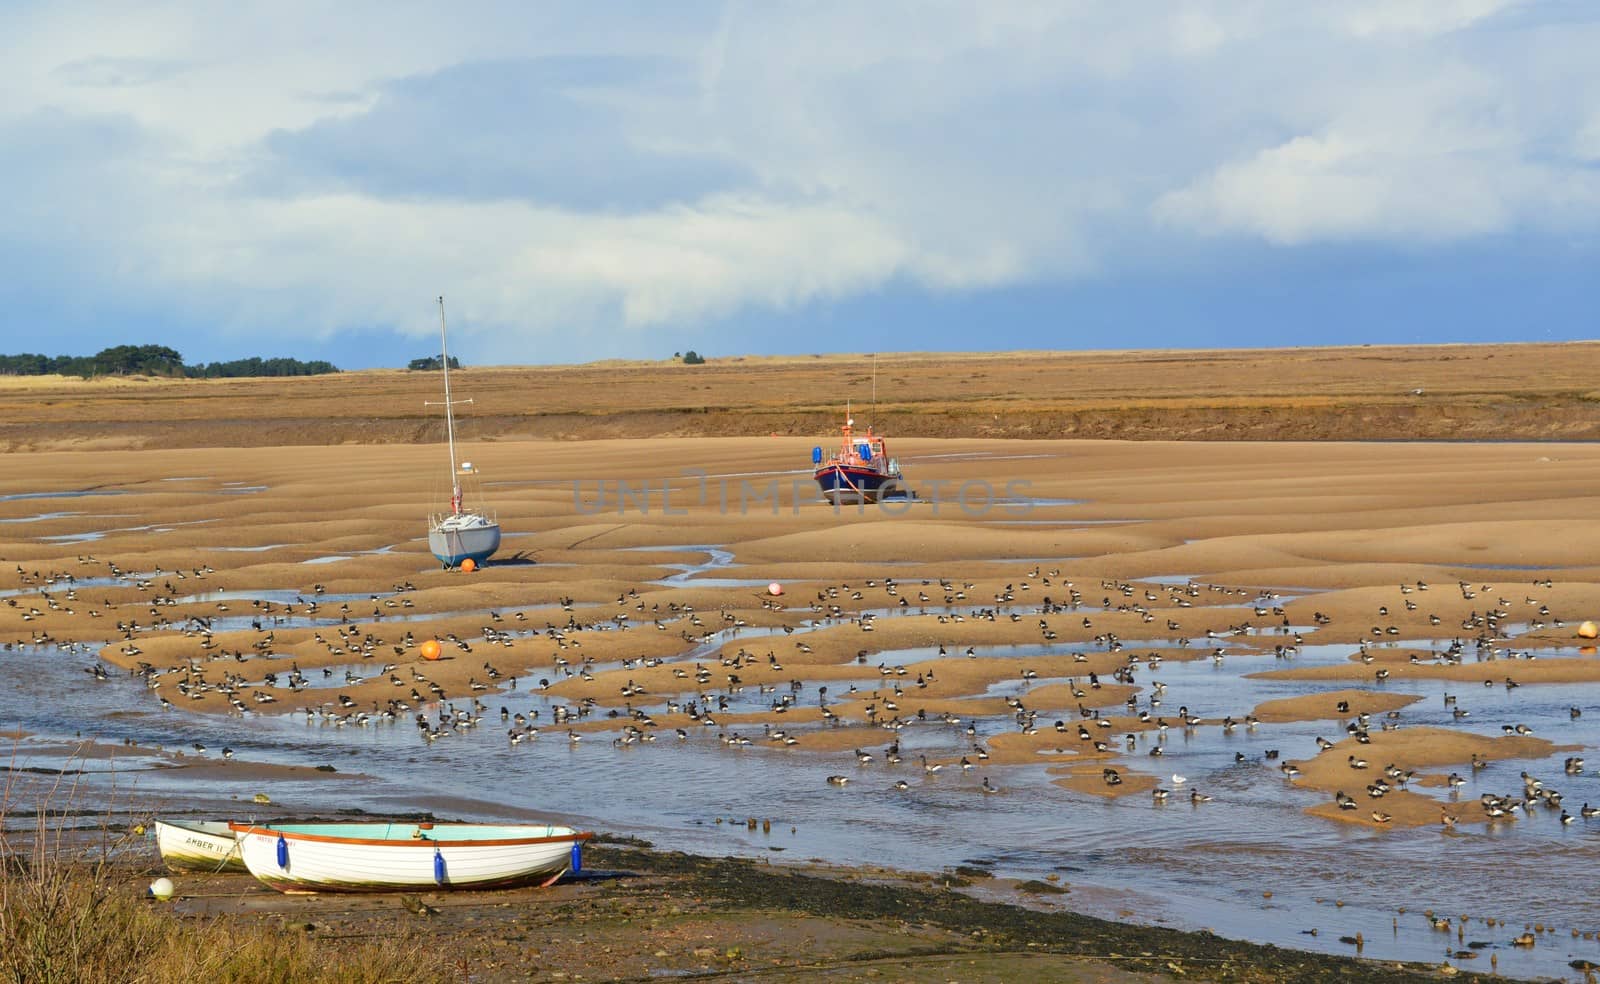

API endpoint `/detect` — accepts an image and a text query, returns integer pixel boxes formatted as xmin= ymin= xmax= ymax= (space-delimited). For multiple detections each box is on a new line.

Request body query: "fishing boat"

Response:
xmin=153 ymin=818 xmax=247 ymax=873
xmin=426 ymin=296 xmax=500 ymax=568
xmin=230 ymin=820 xmax=592 ymax=893
xmin=812 ymin=410 xmax=904 ymax=505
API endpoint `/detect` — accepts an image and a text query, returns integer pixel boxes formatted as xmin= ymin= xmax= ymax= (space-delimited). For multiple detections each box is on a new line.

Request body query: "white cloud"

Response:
xmin=1 ymin=1 xmax=1597 ymax=358
xmin=127 ymin=189 xmax=922 ymax=345
xmin=1153 ymin=131 xmax=1515 ymax=244
xmin=1152 ymin=13 xmax=1600 ymax=243
xmin=1329 ymin=0 xmax=1525 ymax=39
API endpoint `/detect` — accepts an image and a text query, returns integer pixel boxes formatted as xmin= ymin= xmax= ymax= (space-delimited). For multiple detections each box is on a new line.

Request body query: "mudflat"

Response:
xmin=4 ymin=340 xmax=1598 ymax=981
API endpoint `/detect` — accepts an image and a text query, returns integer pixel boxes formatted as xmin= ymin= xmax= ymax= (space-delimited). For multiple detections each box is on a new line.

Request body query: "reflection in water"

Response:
xmin=0 ymin=489 xmax=131 ymax=503
xmin=37 ymin=519 xmax=214 ymax=544
xmin=302 ymin=544 xmax=399 ymax=565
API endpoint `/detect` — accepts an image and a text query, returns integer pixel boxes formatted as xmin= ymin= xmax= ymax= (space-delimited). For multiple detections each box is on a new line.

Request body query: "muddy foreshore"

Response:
xmin=126 ymin=828 xmax=1464 ymax=984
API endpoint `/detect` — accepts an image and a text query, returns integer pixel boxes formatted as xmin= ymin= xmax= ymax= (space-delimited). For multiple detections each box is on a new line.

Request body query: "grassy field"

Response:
xmin=3 ymin=340 xmax=1599 ymax=450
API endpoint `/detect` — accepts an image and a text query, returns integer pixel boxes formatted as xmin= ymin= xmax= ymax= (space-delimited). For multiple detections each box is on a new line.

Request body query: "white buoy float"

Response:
xmin=149 ymin=877 xmax=175 ymax=901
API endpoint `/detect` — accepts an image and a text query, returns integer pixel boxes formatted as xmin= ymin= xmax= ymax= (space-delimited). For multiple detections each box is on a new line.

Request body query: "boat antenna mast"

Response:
xmin=425 ymin=295 xmax=470 ymax=515
xmin=870 ymin=351 xmax=877 ymax=431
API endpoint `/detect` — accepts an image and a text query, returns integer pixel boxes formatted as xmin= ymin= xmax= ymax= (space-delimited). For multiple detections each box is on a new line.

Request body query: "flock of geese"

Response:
xmin=8 ymin=556 xmax=1595 ymax=845
xmin=4 ymin=537 xmax=1599 ymax=976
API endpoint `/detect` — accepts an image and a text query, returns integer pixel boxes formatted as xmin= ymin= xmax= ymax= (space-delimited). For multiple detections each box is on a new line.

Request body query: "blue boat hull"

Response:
xmin=815 ymin=466 xmax=897 ymax=504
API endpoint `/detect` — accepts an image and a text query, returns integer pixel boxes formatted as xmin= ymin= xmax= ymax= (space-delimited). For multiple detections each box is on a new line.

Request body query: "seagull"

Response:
xmin=1170 ymin=774 xmax=1187 ymax=786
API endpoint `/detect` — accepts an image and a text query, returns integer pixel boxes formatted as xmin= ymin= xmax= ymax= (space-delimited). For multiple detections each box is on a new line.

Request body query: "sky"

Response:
xmin=2 ymin=1 xmax=1597 ymax=370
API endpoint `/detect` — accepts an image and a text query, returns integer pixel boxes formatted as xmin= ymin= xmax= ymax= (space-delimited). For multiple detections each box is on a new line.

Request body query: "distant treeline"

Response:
xmin=0 ymin=344 xmax=340 ymax=379
xmin=407 ymin=355 xmax=461 ymax=371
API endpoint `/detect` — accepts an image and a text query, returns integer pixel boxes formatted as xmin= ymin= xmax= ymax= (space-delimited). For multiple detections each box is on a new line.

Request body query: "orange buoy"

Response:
xmin=420 ymin=639 xmax=442 ymax=661
xmin=768 ymin=582 xmax=783 ymax=596
xmin=460 ymin=558 xmax=477 ymax=573
xmin=1579 ymin=621 xmax=1598 ymax=640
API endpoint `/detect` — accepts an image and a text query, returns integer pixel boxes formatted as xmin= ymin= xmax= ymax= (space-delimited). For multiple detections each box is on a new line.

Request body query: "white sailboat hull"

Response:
xmin=428 ymin=516 xmax=501 ymax=567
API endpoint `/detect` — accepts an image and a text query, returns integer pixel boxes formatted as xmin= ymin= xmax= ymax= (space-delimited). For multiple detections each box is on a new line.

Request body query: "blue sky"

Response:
xmin=2 ymin=1 xmax=1597 ymax=369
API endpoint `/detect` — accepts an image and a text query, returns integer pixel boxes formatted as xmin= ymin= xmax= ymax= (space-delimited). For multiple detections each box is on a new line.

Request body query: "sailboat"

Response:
xmin=426 ymin=296 xmax=500 ymax=568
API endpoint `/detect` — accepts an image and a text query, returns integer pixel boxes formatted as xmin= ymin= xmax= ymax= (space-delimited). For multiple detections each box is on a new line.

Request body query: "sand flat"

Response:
xmin=3 ymin=361 xmax=1600 ymax=844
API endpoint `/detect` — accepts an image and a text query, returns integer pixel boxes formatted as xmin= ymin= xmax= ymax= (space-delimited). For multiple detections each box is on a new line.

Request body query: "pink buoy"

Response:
xmin=768 ymin=582 xmax=784 ymax=596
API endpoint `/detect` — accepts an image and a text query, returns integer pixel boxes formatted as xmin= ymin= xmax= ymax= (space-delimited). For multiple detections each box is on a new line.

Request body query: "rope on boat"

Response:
xmin=833 ymin=468 xmax=868 ymax=503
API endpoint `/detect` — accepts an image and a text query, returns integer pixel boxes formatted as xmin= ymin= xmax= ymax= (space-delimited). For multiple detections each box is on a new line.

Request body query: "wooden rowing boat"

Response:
xmin=230 ymin=820 xmax=592 ymax=893
xmin=154 ymin=819 xmax=247 ymax=872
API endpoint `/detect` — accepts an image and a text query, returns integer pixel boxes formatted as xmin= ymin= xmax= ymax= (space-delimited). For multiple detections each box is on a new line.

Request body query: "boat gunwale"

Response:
xmin=815 ymin=464 xmax=890 ymax=480
xmin=229 ymin=822 xmax=593 ymax=850
xmin=155 ymin=818 xmax=237 ymax=838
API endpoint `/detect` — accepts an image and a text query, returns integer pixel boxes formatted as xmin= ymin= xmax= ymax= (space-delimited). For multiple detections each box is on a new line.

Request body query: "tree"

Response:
xmin=408 ymin=355 xmax=461 ymax=371
xmin=188 ymin=356 xmax=340 ymax=378
xmin=682 ymin=350 xmax=705 ymax=365
xmin=0 ymin=353 xmax=51 ymax=375
xmin=90 ymin=344 xmax=185 ymax=376
xmin=0 ymin=346 xmax=338 ymax=378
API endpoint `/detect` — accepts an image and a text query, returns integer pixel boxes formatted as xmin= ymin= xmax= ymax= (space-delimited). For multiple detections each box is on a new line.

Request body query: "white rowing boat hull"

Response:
xmin=232 ymin=821 xmax=590 ymax=893
xmin=154 ymin=819 xmax=247 ymax=873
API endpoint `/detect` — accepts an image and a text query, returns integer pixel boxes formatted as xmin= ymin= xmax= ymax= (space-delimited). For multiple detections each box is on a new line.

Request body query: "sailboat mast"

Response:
xmin=437 ymin=296 xmax=461 ymax=513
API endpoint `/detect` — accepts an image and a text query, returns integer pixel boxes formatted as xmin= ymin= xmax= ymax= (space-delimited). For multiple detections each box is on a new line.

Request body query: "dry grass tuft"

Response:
xmin=0 ymin=755 xmax=447 ymax=984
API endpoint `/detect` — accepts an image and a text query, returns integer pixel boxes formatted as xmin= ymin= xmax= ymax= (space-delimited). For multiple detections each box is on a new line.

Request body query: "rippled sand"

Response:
xmin=4 ymin=437 xmax=1598 ymax=813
